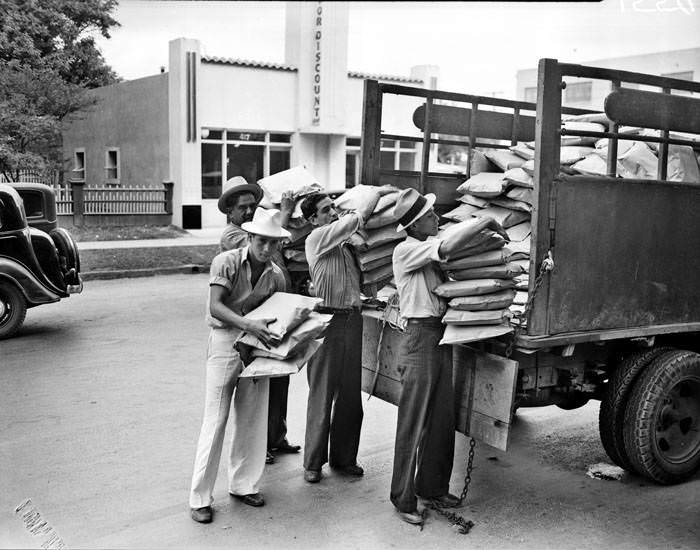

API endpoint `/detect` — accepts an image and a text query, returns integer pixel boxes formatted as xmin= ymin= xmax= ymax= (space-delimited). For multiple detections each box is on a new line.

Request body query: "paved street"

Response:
xmin=1 ymin=274 xmax=698 ymax=549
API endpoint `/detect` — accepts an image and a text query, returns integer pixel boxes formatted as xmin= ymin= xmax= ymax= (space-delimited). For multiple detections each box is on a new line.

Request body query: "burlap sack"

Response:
xmin=442 ymin=308 xmax=510 ymax=326
xmin=448 ymin=262 xmax=525 ymax=281
xmin=505 ymin=221 xmax=531 ymax=242
xmin=350 ymin=225 xmax=406 ymax=251
xmin=505 ymin=187 xmax=533 ymax=205
xmin=510 ymin=143 xmax=535 ymax=161
xmin=438 ymin=324 xmax=513 ymax=345
xmin=442 ymin=203 xmax=481 ymax=222
xmin=456 ymin=173 xmax=508 ymax=197
xmin=242 ymin=292 xmax=323 ymax=340
xmin=440 ymin=248 xmax=510 ymax=271
xmin=473 ymin=205 xmax=529 ymax=229
xmin=484 ymin=150 xmax=526 ymax=171
xmin=448 ymin=289 xmax=516 ymax=311
xmin=239 ymin=311 xmax=332 ymax=358
xmin=433 ymin=278 xmax=515 ymax=298
xmin=504 ymin=167 xmax=534 ymax=188
xmin=241 ymin=338 xmax=324 ymax=379
xmin=489 ymin=197 xmax=531 ymax=213
xmin=458 ymin=193 xmax=490 ymax=208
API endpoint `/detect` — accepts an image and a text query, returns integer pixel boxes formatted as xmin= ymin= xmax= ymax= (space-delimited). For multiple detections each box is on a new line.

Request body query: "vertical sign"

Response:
xmin=312 ymin=2 xmax=322 ymax=126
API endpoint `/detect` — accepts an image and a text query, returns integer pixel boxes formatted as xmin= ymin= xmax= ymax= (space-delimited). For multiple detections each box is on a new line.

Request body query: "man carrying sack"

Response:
xmin=389 ymin=188 xmax=506 ymax=525
xmin=189 ymin=208 xmax=290 ymax=524
xmin=217 ymin=176 xmax=300 ymax=465
xmin=298 ymin=187 xmax=387 ymax=483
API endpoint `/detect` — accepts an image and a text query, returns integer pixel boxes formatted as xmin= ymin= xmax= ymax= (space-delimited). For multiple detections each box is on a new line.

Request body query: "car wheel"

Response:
xmin=599 ymin=348 xmax=670 ymax=472
xmin=623 ymin=349 xmax=700 ymax=484
xmin=0 ymin=283 xmax=27 ymax=339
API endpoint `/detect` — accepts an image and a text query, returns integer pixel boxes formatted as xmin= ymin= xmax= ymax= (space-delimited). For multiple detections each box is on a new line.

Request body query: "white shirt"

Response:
xmin=392 ymin=236 xmax=447 ymax=319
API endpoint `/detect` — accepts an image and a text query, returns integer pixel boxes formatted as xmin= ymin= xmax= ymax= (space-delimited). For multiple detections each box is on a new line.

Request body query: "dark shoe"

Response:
xmin=422 ymin=493 xmax=462 ymax=508
xmin=190 ymin=506 xmax=213 ymax=523
xmin=304 ymin=469 xmax=322 ymax=483
xmin=265 ymin=451 xmax=275 ymax=464
xmin=332 ymin=463 xmax=364 ymax=476
xmin=231 ymin=492 xmax=265 ymax=507
xmin=274 ymin=440 xmax=301 ymax=454
xmin=395 ymin=508 xmax=424 ymax=525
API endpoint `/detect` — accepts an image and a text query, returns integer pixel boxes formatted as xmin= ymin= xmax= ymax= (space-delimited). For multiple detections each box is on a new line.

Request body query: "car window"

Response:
xmin=22 ymin=191 xmax=44 ymax=218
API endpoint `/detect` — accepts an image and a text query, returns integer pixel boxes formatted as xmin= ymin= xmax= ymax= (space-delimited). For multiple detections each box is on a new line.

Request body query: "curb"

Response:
xmin=81 ymin=264 xmax=209 ymax=281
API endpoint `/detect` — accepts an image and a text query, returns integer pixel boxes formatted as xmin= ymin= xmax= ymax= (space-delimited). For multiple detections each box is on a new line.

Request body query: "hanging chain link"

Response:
xmin=505 ymin=251 xmax=554 ymax=358
xmin=425 ymin=437 xmax=476 ymax=534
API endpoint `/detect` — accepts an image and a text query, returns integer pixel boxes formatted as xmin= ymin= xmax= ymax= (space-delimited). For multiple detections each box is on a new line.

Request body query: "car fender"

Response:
xmin=0 ymin=257 xmax=61 ymax=306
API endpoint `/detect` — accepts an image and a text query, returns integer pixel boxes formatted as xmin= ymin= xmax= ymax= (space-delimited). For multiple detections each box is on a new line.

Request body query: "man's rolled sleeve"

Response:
xmin=307 ymin=213 xmax=361 ymax=258
xmin=396 ymin=238 xmax=443 ymax=273
xmin=209 ymin=252 xmax=236 ymax=291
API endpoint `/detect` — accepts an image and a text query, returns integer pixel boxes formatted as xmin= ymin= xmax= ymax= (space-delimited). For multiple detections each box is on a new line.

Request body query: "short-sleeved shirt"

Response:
xmin=392 ymin=236 xmax=447 ymax=319
xmin=206 ymin=246 xmax=287 ymax=333
xmin=305 ymin=213 xmax=362 ymax=309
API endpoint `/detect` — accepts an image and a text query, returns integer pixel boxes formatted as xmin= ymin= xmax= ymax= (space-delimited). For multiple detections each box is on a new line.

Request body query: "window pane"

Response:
xmin=380 ymin=151 xmax=395 ymax=169
xmin=346 ymin=137 xmax=361 ymax=147
xmin=270 ymin=133 xmax=291 ymax=143
xmin=227 ymin=131 xmax=266 ymax=142
xmin=399 ymin=140 xmax=415 ymax=149
xmin=270 ymin=149 xmax=290 ymax=175
xmin=226 ymin=144 xmax=264 ymax=184
xmin=564 ymin=81 xmax=592 ymax=102
xmin=345 ymin=153 xmax=357 ymax=188
xmin=399 ymin=152 xmax=415 ymax=171
xmin=203 ymin=129 xmax=223 ymax=140
xmin=380 ymin=139 xmax=396 ymax=149
xmin=201 ymin=143 xmax=222 ymax=199
xmin=524 ymin=86 xmax=537 ymax=103
xmin=22 ymin=191 xmax=44 ymax=218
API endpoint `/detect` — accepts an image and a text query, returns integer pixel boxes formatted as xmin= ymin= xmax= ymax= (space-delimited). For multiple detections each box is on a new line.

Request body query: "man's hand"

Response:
xmin=280 ymin=191 xmax=295 ymax=214
xmin=246 ymin=317 xmax=280 ymax=348
xmin=377 ymin=185 xmax=400 ymax=196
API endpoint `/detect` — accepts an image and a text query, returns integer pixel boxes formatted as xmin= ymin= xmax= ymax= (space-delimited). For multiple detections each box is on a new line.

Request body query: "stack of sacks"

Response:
xmin=432 ymin=219 xmax=523 ymax=345
xmin=236 ymin=292 xmax=332 ymax=378
xmin=334 ymin=184 xmax=406 ymax=291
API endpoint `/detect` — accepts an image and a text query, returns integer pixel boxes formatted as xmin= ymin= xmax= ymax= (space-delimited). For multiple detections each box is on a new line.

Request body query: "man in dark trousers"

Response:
xmin=299 ymin=187 xmax=387 ymax=483
xmin=218 ymin=176 xmax=299 ymax=464
xmin=389 ymin=188 xmax=506 ymax=525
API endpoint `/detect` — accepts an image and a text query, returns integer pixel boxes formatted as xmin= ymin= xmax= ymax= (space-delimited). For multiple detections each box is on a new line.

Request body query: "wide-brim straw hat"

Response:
xmin=241 ymin=207 xmax=292 ymax=239
xmin=394 ymin=188 xmax=437 ymax=232
xmin=218 ymin=176 xmax=263 ymax=214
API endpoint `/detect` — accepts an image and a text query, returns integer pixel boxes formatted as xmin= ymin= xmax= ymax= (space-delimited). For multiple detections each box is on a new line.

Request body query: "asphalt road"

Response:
xmin=1 ymin=274 xmax=698 ymax=549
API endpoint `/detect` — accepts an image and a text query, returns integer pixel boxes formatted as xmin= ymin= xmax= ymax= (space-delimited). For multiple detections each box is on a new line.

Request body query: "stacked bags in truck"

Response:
xmin=236 ymin=292 xmax=332 ymax=378
xmin=333 ymin=184 xmax=407 ymax=292
xmin=430 ymin=218 xmax=524 ymax=345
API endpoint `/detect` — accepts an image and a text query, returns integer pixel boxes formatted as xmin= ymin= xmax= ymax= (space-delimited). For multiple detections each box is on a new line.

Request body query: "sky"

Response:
xmin=95 ymin=0 xmax=700 ymax=97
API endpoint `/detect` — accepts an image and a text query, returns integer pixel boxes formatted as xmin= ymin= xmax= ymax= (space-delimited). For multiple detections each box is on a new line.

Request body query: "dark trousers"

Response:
xmin=267 ymin=376 xmax=290 ymax=450
xmin=303 ymin=309 xmax=363 ymax=471
xmin=390 ymin=318 xmax=455 ymax=513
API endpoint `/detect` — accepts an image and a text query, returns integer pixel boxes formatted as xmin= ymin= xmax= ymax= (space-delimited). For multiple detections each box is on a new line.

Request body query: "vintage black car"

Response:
xmin=0 ymin=182 xmax=82 ymax=338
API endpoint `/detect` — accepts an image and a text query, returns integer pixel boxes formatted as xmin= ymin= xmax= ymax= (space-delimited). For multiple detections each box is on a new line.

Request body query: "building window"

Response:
xmin=564 ymin=81 xmax=592 ymax=103
xmin=105 ymin=148 xmax=119 ymax=184
xmin=379 ymin=139 xmax=417 ymax=171
xmin=73 ymin=149 xmax=85 ymax=181
xmin=523 ymin=86 xmax=537 ymax=103
xmin=345 ymin=137 xmax=361 ymax=188
xmin=200 ymin=131 xmax=292 ymax=199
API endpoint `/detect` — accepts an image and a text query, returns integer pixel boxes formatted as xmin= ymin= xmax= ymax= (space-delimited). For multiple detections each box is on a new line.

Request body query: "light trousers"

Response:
xmin=189 ymin=327 xmax=270 ymax=509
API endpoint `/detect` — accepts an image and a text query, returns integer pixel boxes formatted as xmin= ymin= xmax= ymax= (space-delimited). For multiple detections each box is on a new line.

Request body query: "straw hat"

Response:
xmin=394 ymin=188 xmax=436 ymax=232
xmin=217 ymin=176 xmax=263 ymax=214
xmin=241 ymin=207 xmax=292 ymax=239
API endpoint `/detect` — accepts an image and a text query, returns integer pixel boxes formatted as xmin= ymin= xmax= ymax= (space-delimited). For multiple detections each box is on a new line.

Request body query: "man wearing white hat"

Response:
xmin=189 ymin=208 xmax=291 ymax=524
xmin=218 ymin=176 xmax=300 ymax=465
xmin=389 ymin=188 xmax=507 ymax=525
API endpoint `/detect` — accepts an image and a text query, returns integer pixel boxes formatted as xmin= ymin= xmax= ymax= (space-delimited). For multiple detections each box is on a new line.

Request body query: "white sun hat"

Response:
xmin=394 ymin=188 xmax=436 ymax=232
xmin=241 ymin=207 xmax=292 ymax=239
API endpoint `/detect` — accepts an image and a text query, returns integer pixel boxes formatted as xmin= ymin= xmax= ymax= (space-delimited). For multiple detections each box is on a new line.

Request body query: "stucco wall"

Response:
xmin=62 ymin=74 xmax=169 ymax=187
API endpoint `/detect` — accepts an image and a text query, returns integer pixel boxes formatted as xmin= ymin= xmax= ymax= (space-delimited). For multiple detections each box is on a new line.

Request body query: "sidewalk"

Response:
xmin=78 ymin=228 xmax=224 ymax=280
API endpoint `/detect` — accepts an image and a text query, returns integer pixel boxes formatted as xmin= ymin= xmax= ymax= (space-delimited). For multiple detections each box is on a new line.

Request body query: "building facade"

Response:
xmin=62 ymin=2 xmax=438 ymax=229
xmin=515 ymin=48 xmax=700 ymax=109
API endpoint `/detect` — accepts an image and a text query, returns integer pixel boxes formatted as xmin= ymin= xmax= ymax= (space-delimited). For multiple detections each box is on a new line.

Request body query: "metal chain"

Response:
xmin=425 ymin=437 xmax=476 ymax=534
xmin=505 ymin=251 xmax=554 ymax=358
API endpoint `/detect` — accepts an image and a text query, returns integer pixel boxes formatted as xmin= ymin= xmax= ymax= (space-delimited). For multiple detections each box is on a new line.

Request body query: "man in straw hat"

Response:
xmin=218 ymin=176 xmax=300 ymax=465
xmin=298 ymin=186 xmax=393 ymax=483
xmin=389 ymin=188 xmax=507 ymax=525
xmin=189 ymin=207 xmax=291 ymax=523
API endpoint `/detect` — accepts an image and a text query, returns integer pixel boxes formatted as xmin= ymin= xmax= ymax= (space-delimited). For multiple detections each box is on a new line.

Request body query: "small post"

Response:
xmin=70 ymin=179 xmax=85 ymax=227
xmin=163 ymin=180 xmax=175 ymax=214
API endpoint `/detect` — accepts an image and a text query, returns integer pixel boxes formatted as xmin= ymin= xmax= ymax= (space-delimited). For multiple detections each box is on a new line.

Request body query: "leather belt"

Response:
xmin=405 ymin=316 xmax=443 ymax=325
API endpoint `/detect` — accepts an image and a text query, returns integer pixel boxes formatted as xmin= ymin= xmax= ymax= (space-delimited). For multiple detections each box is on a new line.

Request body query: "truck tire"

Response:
xmin=0 ymin=283 xmax=27 ymax=339
xmin=622 ymin=349 xmax=700 ymax=484
xmin=598 ymin=348 xmax=670 ymax=472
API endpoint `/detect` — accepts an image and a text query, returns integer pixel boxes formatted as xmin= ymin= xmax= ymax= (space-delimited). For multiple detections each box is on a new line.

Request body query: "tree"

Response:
xmin=0 ymin=0 xmax=121 ymax=181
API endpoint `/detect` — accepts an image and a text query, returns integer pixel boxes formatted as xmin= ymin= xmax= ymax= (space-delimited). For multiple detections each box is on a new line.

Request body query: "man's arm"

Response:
xmin=209 ymin=285 xmax=279 ymax=347
xmin=279 ymin=190 xmax=295 ymax=229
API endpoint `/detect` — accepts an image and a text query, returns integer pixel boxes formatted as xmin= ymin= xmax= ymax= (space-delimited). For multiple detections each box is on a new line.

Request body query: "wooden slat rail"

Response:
xmin=559 ymin=62 xmax=700 ymax=93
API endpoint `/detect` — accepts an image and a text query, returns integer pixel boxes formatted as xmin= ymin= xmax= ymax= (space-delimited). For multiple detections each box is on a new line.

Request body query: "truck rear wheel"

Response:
xmin=622 ymin=349 xmax=700 ymax=484
xmin=0 ymin=283 xmax=27 ymax=339
xmin=599 ymin=348 xmax=670 ymax=472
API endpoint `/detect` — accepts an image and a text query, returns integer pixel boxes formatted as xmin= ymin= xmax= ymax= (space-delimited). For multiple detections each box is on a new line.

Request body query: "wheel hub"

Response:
xmin=655 ymin=378 xmax=700 ymax=463
xmin=0 ymin=298 xmax=7 ymax=319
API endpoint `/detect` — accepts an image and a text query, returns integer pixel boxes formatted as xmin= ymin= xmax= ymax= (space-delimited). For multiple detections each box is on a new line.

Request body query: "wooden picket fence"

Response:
xmin=83 ymin=186 xmax=168 ymax=215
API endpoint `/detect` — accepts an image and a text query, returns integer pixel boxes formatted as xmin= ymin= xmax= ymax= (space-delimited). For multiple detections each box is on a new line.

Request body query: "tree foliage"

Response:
xmin=0 ymin=0 xmax=121 ymax=181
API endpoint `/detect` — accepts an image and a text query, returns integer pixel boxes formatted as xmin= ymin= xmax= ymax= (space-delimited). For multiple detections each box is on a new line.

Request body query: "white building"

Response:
xmin=62 ymin=2 xmax=438 ymax=229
